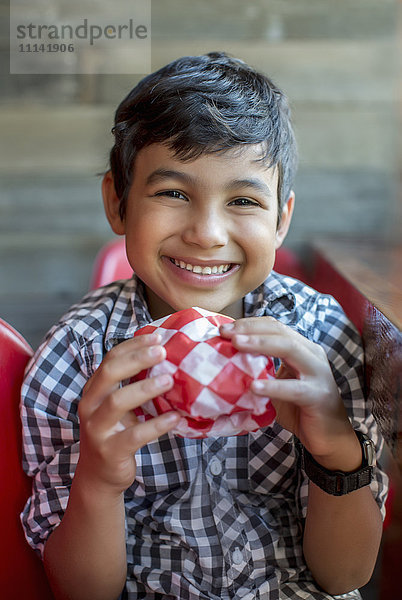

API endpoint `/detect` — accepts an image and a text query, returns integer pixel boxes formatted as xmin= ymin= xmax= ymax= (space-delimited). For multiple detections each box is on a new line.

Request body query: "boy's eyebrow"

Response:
xmin=224 ymin=178 xmax=274 ymax=197
xmin=146 ymin=168 xmax=195 ymax=186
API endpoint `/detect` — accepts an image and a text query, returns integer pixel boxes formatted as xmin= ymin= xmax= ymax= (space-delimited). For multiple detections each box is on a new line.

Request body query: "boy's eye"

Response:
xmin=155 ymin=190 xmax=187 ymax=200
xmin=229 ymin=197 xmax=260 ymax=207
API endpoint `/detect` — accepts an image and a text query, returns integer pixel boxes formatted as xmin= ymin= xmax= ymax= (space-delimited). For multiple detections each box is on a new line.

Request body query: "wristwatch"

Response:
xmin=301 ymin=431 xmax=375 ymax=496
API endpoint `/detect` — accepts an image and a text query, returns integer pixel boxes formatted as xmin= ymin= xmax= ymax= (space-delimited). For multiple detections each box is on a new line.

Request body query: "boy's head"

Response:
xmin=109 ymin=51 xmax=298 ymax=223
xmin=103 ymin=52 xmax=298 ymax=319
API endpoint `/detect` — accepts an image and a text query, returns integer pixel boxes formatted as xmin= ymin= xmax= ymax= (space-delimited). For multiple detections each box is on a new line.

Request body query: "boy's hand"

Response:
xmin=220 ymin=317 xmax=362 ymax=472
xmin=77 ymin=333 xmax=180 ymax=497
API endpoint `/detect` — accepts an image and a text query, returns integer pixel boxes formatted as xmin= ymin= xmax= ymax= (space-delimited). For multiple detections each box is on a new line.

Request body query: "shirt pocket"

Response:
xmin=247 ymin=422 xmax=297 ymax=495
xmin=132 ymin=434 xmax=201 ymax=496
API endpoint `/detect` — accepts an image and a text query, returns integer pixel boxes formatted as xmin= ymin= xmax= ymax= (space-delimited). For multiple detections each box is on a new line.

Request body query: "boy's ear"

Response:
xmin=275 ymin=191 xmax=295 ymax=249
xmin=102 ymin=171 xmax=125 ymax=235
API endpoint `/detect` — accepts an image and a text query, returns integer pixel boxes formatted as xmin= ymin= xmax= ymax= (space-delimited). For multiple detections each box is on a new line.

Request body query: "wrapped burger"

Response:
xmin=132 ymin=307 xmax=276 ymax=438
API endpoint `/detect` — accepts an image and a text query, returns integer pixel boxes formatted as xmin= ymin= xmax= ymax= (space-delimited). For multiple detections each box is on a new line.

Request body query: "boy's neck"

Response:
xmin=222 ymin=299 xmax=244 ymax=320
xmin=144 ymin=285 xmax=244 ymax=321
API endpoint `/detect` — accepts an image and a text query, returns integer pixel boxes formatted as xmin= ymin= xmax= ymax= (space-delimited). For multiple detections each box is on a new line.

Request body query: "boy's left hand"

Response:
xmin=220 ymin=317 xmax=362 ymax=472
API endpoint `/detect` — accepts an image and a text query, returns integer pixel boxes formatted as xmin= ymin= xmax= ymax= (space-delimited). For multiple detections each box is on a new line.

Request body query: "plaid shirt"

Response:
xmin=21 ymin=272 xmax=388 ymax=600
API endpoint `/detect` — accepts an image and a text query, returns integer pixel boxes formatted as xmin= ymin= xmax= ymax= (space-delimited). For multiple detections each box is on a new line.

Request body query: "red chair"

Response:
xmin=0 ymin=318 xmax=54 ymax=599
xmin=274 ymin=246 xmax=308 ymax=282
xmin=90 ymin=237 xmax=132 ymax=289
xmin=90 ymin=237 xmax=308 ymax=289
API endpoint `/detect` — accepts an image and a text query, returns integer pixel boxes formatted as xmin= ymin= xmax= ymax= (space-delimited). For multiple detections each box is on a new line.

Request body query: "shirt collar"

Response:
xmin=244 ymin=270 xmax=296 ymax=318
xmin=105 ymin=270 xmax=296 ymax=350
xmin=104 ymin=276 xmax=152 ymax=351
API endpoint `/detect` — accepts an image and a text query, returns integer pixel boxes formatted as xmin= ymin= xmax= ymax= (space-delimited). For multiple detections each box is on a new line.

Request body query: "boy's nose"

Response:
xmin=181 ymin=208 xmax=229 ymax=249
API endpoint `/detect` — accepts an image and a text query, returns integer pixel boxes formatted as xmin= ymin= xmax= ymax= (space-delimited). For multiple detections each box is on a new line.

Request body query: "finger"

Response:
xmin=220 ymin=316 xmax=277 ymax=336
xmin=251 ymin=376 xmax=336 ymax=408
xmin=81 ymin=336 xmax=166 ymax=415
xmin=231 ymin=331 xmax=324 ymax=377
xmin=88 ymin=373 xmax=174 ymax=433
xmin=221 ymin=317 xmax=317 ymax=352
xmin=83 ymin=333 xmax=162 ymax=394
xmin=220 ymin=316 xmax=320 ymax=363
xmin=111 ymin=412 xmax=181 ymax=456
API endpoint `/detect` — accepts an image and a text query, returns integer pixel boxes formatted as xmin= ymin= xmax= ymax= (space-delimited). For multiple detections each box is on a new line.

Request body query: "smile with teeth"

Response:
xmin=170 ymin=258 xmax=232 ymax=275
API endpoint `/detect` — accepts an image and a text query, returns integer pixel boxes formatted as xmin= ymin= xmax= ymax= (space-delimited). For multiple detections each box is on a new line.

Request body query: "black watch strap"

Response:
xmin=301 ymin=431 xmax=374 ymax=496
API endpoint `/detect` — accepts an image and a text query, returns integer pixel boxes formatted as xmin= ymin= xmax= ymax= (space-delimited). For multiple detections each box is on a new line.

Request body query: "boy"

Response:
xmin=21 ymin=52 xmax=388 ymax=600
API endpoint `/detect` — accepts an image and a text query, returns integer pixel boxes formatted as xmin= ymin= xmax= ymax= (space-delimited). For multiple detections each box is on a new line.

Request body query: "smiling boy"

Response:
xmin=103 ymin=142 xmax=292 ymax=320
xmin=21 ymin=52 xmax=387 ymax=600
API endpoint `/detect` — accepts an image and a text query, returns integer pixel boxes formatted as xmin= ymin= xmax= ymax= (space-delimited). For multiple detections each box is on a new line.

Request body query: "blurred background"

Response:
xmin=1 ymin=0 xmax=400 ymax=350
xmin=1 ymin=1 xmax=401 ymax=598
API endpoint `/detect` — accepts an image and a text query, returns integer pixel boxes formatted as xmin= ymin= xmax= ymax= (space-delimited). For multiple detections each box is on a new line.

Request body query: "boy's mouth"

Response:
xmin=169 ymin=257 xmax=234 ymax=276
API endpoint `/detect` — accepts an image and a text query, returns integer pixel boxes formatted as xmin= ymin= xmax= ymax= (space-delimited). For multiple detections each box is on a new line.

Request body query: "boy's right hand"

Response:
xmin=76 ymin=333 xmax=180 ymax=496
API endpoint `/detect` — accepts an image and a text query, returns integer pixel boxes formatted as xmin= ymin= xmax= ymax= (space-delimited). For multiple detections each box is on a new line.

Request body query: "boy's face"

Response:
xmin=104 ymin=143 xmax=293 ymax=320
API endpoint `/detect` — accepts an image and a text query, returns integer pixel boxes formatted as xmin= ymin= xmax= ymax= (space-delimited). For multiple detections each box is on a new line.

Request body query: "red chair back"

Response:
xmin=0 ymin=318 xmax=54 ymax=599
xmin=90 ymin=237 xmax=132 ymax=289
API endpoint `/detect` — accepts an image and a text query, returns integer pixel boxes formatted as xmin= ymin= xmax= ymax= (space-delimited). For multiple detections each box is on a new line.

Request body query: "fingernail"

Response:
xmin=235 ymin=334 xmax=249 ymax=344
xmin=252 ymin=380 xmax=265 ymax=391
xmin=155 ymin=374 xmax=172 ymax=386
xmin=149 ymin=332 xmax=161 ymax=343
xmin=221 ymin=323 xmax=234 ymax=332
xmin=164 ymin=411 xmax=180 ymax=423
xmin=148 ymin=345 xmax=163 ymax=357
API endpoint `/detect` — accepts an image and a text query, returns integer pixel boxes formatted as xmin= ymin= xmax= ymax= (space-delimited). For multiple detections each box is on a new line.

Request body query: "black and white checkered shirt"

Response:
xmin=21 ymin=272 xmax=388 ymax=600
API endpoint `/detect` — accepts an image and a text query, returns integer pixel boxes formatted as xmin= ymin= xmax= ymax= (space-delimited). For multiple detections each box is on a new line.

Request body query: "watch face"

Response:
xmin=362 ymin=438 xmax=376 ymax=467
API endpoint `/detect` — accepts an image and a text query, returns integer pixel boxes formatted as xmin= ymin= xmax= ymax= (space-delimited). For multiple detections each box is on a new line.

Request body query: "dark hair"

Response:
xmin=109 ymin=51 xmax=298 ymax=222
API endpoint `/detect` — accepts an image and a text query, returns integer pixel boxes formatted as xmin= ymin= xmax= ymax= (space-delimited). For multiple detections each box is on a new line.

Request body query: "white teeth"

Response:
xmin=172 ymin=259 xmax=231 ymax=275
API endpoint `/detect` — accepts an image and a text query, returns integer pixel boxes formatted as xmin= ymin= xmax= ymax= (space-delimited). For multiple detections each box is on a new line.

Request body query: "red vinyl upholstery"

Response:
xmin=0 ymin=318 xmax=54 ymax=599
xmin=90 ymin=237 xmax=308 ymax=289
xmin=90 ymin=238 xmax=131 ymax=289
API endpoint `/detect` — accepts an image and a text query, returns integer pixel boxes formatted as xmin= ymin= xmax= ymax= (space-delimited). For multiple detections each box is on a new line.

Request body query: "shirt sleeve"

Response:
xmin=297 ymin=293 xmax=389 ymax=520
xmin=20 ymin=323 xmax=91 ymax=558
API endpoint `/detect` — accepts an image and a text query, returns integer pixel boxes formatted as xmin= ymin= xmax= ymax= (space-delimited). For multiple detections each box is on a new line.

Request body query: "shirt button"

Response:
xmin=209 ymin=457 xmax=222 ymax=476
xmin=232 ymin=547 xmax=244 ymax=565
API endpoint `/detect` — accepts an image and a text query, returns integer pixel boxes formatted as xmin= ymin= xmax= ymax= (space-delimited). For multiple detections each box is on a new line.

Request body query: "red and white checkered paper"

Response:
xmin=132 ymin=307 xmax=276 ymax=438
